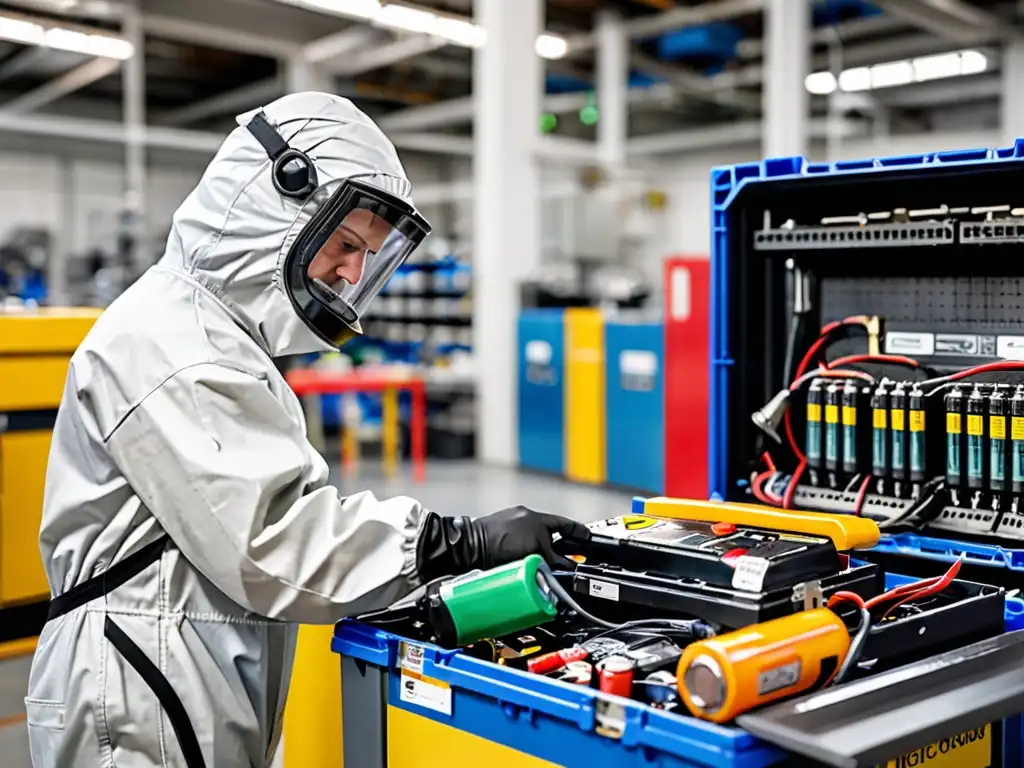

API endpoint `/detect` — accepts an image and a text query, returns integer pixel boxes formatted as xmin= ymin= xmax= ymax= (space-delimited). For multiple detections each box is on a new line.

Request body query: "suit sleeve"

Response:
xmin=105 ymin=361 xmax=426 ymax=623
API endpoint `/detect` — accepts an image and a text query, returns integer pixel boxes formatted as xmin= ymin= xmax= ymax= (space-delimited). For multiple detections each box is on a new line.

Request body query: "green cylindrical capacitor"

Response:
xmin=824 ymin=382 xmax=842 ymax=476
xmin=433 ymin=555 xmax=559 ymax=646
xmin=872 ymin=381 xmax=890 ymax=481
xmin=1014 ymin=386 xmax=1024 ymax=495
xmin=890 ymin=383 xmax=907 ymax=483
xmin=909 ymin=385 xmax=926 ymax=483
xmin=990 ymin=386 xmax=1007 ymax=493
xmin=967 ymin=385 xmax=986 ymax=490
xmin=842 ymin=380 xmax=859 ymax=476
xmin=946 ymin=385 xmax=963 ymax=490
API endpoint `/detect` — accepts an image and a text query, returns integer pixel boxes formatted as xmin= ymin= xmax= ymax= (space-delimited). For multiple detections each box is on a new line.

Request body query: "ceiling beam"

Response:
xmin=629 ymin=49 xmax=760 ymax=111
xmin=0 ymin=47 xmax=49 ymax=84
xmin=737 ymin=14 xmax=909 ymax=59
xmin=3 ymin=56 xmax=121 ymax=114
xmin=142 ymin=13 xmax=295 ymax=58
xmin=565 ymin=0 xmax=763 ymax=56
xmin=871 ymin=73 xmax=1001 ymax=108
xmin=873 ymin=0 xmax=1009 ymax=44
xmin=0 ymin=110 xmax=225 ymax=153
xmin=156 ymin=77 xmax=284 ymax=127
xmin=303 ymin=26 xmax=382 ymax=66
xmin=327 ymin=34 xmax=449 ymax=76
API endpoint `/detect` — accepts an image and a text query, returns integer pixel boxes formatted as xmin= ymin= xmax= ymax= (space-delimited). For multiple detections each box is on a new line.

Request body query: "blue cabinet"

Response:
xmin=517 ymin=310 xmax=565 ymax=473
xmin=605 ymin=319 xmax=665 ymax=493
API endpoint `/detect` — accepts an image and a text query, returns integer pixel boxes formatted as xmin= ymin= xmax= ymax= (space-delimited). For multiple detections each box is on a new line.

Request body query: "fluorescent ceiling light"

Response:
xmin=535 ymin=33 xmax=568 ymax=60
xmin=804 ymin=71 xmax=837 ymax=95
xmin=807 ymin=49 xmax=988 ymax=94
xmin=297 ymin=1 xmax=559 ymax=56
xmin=0 ymin=11 xmax=133 ymax=59
xmin=838 ymin=66 xmax=871 ymax=92
xmin=374 ymin=4 xmax=436 ymax=34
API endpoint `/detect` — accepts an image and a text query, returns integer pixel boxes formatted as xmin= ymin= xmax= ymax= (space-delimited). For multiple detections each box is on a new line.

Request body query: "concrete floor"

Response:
xmin=0 ymin=460 xmax=633 ymax=767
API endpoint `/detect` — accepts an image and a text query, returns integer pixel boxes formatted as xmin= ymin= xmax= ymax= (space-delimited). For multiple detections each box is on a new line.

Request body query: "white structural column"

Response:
xmin=473 ymin=0 xmax=542 ymax=465
xmin=596 ymin=9 xmax=628 ymax=172
xmin=1002 ymin=41 xmax=1024 ymax=146
xmin=763 ymin=0 xmax=810 ymax=158
xmin=122 ymin=0 xmax=146 ymax=246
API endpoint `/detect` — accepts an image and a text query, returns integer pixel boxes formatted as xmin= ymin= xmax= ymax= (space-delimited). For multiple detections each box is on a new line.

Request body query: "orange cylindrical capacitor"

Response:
xmin=677 ymin=608 xmax=851 ymax=723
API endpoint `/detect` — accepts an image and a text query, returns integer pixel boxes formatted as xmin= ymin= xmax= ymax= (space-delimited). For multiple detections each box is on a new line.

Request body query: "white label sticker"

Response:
xmin=589 ymin=579 xmax=620 ymax=601
xmin=998 ymin=335 xmax=1024 ymax=361
xmin=884 ymin=331 xmax=935 ymax=356
xmin=670 ymin=266 xmax=691 ymax=322
xmin=399 ymin=642 xmax=425 ymax=674
xmin=731 ymin=555 xmax=770 ymax=592
xmin=620 ymin=349 xmax=658 ymax=377
xmin=934 ymin=334 xmax=980 ymax=356
xmin=399 ymin=674 xmax=452 ymax=716
xmin=525 ymin=339 xmax=553 ymax=365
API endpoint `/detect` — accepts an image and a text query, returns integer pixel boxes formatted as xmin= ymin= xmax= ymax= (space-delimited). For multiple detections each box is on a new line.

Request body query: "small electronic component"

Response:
xmin=1014 ymin=386 xmax=1024 ymax=512
xmin=872 ymin=381 xmax=890 ymax=495
xmin=555 ymin=661 xmax=593 ymax=685
xmin=806 ymin=379 xmax=824 ymax=487
xmin=889 ymin=383 xmax=908 ymax=497
xmin=841 ymin=380 xmax=859 ymax=477
xmin=967 ymin=385 xmax=986 ymax=505
xmin=597 ymin=656 xmax=635 ymax=697
xmin=677 ymin=608 xmax=851 ymax=724
xmin=946 ymin=386 xmax=964 ymax=507
xmin=990 ymin=386 xmax=1008 ymax=510
xmin=621 ymin=637 xmax=682 ymax=676
xmin=824 ymin=382 xmax=843 ymax=488
xmin=908 ymin=385 xmax=926 ymax=495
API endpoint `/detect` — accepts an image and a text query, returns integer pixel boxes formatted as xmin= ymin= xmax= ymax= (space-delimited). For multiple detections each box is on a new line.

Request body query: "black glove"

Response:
xmin=417 ymin=506 xmax=591 ymax=582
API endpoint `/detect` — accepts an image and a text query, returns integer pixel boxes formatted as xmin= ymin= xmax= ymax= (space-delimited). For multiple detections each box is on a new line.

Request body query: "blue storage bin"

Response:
xmin=332 ymin=620 xmax=787 ymax=768
xmin=518 ymin=309 xmax=566 ymax=474
xmin=332 ymin=568 xmax=1024 ymax=768
xmin=605 ymin=319 xmax=665 ymax=494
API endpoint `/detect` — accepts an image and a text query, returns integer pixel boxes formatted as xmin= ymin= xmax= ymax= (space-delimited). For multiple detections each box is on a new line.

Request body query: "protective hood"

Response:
xmin=158 ymin=91 xmax=414 ymax=357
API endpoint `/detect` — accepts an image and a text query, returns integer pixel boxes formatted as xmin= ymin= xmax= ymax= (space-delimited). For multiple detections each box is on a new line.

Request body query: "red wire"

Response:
xmin=751 ymin=472 xmax=779 ymax=506
xmin=783 ymin=460 xmax=806 ymax=509
xmin=948 ymin=361 xmax=1024 ymax=382
xmin=852 ymin=475 xmax=872 ymax=516
xmin=827 ymin=354 xmax=920 ymax=370
xmin=761 ymin=452 xmax=777 ymax=472
xmin=865 ymin=558 xmax=963 ymax=615
xmin=794 ymin=317 xmax=872 ymax=380
xmin=827 ymin=590 xmax=867 ymax=610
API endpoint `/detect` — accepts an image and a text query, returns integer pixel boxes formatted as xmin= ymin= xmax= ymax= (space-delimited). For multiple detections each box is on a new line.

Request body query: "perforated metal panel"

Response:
xmin=822 ymin=276 xmax=1024 ymax=332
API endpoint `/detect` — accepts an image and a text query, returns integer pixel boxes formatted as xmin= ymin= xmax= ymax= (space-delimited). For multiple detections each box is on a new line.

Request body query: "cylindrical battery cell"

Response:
xmin=805 ymin=379 xmax=824 ymax=481
xmin=909 ymin=386 xmax=926 ymax=483
xmin=1014 ymin=386 xmax=1024 ymax=495
xmin=946 ymin=386 xmax=964 ymax=490
xmin=872 ymin=382 xmax=890 ymax=480
xmin=842 ymin=381 xmax=859 ymax=476
xmin=890 ymin=383 xmax=907 ymax=483
xmin=990 ymin=387 xmax=1008 ymax=493
xmin=967 ymin=385 xmax=986 ymax=490
xmin=824 ymin=383 xmax=842 ymax=475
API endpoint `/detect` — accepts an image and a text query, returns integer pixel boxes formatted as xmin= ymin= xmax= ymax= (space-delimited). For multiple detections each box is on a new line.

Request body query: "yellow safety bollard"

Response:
xmin=381 ymin=387 xmax=399 ymax=476
xmin=282 ymin=623 xmax=343 ymax=768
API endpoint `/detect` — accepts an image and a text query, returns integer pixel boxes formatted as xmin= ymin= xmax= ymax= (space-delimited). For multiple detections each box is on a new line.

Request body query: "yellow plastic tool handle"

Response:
xmin=640 ymin=497 xmax=880 ymax=551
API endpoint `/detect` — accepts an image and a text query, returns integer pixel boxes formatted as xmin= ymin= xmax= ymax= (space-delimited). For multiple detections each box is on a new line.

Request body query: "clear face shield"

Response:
xmin=283 ymin=179 xmax=432 ymax=347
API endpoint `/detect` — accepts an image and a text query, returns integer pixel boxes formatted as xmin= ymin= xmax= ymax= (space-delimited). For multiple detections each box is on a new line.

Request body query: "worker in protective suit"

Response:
xmin=25 ymin=92 xmax=589 ymax=768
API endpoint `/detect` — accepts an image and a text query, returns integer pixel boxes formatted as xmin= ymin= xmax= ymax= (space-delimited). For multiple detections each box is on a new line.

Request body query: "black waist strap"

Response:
xmin=47 ymin=536 xmax=168 ymax=622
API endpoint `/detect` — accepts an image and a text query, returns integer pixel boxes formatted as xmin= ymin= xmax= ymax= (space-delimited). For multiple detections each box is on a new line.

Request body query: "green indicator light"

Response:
xmin=540 ymin=112 xmax=557 ymax=133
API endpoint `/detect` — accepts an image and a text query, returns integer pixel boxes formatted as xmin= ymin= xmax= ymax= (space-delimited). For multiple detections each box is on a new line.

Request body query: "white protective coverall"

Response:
xmin=25 ymin=92 xmax=432 ymax=768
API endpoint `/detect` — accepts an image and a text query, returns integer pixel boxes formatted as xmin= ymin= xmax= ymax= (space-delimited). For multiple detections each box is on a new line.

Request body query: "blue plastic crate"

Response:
xmin=332 ymin=620 xmax=787 ymax=768
xmin=708 ymin=137 xmax=1024 ymax=500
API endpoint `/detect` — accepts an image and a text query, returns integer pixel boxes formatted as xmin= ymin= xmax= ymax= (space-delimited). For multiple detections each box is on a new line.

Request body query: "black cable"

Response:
xmin=543 ymin=570 xmax=715 ymax=639
xmin=783 ymin=314 xmax=801 ymax=390
xmin=834 ymin=604 xmax=871 ymax=684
